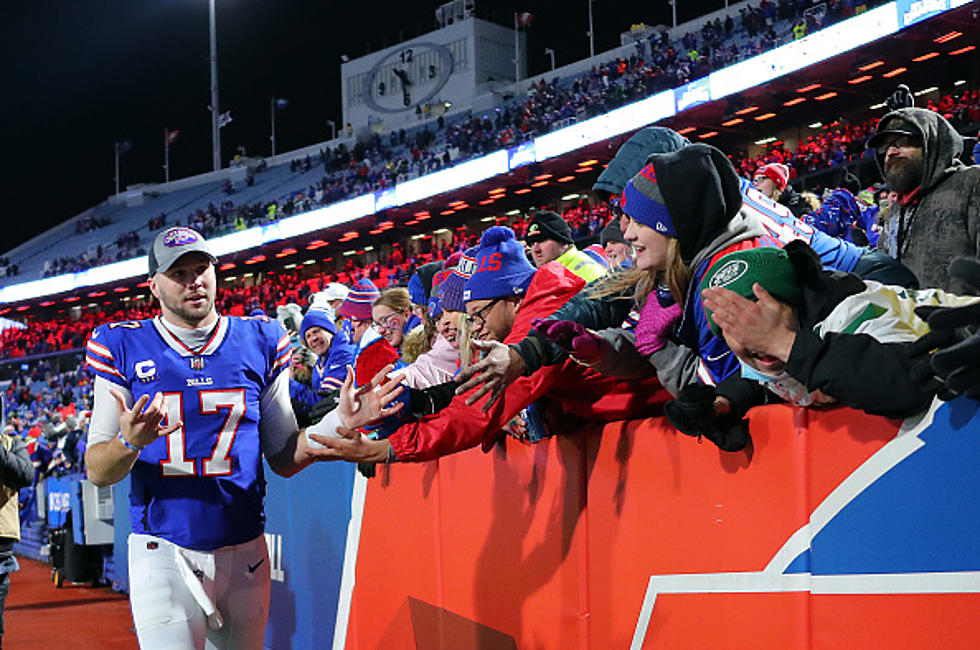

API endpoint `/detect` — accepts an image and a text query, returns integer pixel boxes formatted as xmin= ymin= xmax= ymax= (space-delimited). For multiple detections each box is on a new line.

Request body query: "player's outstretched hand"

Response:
xmin=111 ymin=389 xmax=182 ymax=450
xmin=454 ymin=340 xmax=524 ymax=412
xmin=337 ymin=365 xmax=406 ymax=431
xmin=306 ymin=426 xmax=391 ymax=463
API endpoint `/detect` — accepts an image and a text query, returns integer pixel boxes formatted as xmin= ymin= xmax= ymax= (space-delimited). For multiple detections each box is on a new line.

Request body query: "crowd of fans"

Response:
xmin=42 ymin=230 xmax=146 ymax=277
xmin=16 ymin=0 xmax=901 ymax=282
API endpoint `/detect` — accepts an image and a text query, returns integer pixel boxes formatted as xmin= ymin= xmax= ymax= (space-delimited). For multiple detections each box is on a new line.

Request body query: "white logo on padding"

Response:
xmin=655 ymin=221 xmax=668 ymax=234
xmin=709 ymin=260 xmax=749 ymax=288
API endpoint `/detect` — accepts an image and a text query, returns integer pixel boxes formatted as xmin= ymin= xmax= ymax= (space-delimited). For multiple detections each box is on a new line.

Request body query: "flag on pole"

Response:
xmin=275 ymin=98 xmax=289 ymax=110
xmin=166 ymin=129 xmax=180 ymax=145
xmin=515 ymin=11 xmax=534 ymax=27
xmin=218 ymin=111 xmax=233 ymax=129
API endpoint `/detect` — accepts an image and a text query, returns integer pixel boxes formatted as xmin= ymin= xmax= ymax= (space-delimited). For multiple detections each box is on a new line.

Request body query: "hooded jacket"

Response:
xmin=874 ymin=107 xmax=980 ymax=292
xmin=385 ymin=262 xmax=669 ymax=462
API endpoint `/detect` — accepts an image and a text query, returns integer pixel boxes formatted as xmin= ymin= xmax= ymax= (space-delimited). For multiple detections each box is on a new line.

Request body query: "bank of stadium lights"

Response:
xmin=721 ymin=117 xmax=744 ymax=126
xmin=882 ymin=66 xmax=907 ymax=78
xmin=808 ymin=122 xmax=823 ymax=128
xmin=914 ymin=86 xmax=939 ymax=97
xmin=912 ymin=51 xmax=940 ymax=62
xmin=433 ymin=228 xmax=450 ymax=235
xmin=283 ymin=263 xmax=297 ymax=270
xmin=481 ymin=216 xmax=495 ymax=222
xmin=561 ymin=193 xmax=580 ymax=201
xmin=505 ymin=209 xmax=521 ymax=216
xmin=856 ymin=60 xmax=885 ymax=71
xmin=955 ymin=80 xmax=967 ymax=86
xmin=796 ymin=83 xmax=821 ymax=93
xmin=934 ymin=31 xmax=962 ymax=44
xmin=755 ymin=137 xmax=777 ymax=145
xmin=754 ymin=112 xmax=776 ymax=121
xmin=949 ymin=45 xmax=976 ymax=56
xmin=814 ymin=91 xmax=838 ymax=101
xmin=303 ymin=259 xmax=315 ymax=265
xmin=557 ymin=175 xmax=576 ymax=182
xmin=698 ymin=131 xmax=718 ymax=139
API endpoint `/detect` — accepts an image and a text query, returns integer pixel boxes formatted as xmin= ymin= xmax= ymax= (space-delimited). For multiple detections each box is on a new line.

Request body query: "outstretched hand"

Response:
xmin=111 ymin=389 xmax=182 ymax=450
xmin=338 ymin=364 xmax=406 ymax=431
xmin=454 ymin=340 xmax=525 ymax=412
xmin=702 ymin=283 xmax=798 ymax=361
xmin=306 ymin=426 xmax=392 ymax=463
xmin=531 ymin=319 xmax=606 ymax=365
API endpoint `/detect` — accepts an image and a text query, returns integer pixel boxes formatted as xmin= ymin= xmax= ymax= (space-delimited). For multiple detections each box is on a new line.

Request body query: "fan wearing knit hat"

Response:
xmin=463 ymin=226 xmax=537 ymax=342
xmin=751 ymin=163 xmax=790 ymax=201
xmin=524 ymin=211 xmax=606 ymax=283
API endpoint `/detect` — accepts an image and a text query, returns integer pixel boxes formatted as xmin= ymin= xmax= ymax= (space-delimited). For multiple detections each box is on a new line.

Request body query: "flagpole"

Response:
xmin=209 ymin=0 xmax=222 ymax=171
xmin=114 ymin=142 xmax=120 ymax=197
xmin=270 ymin=98 xmax=276 ymax=157
xmin=164 ymin=129 xmax=171 ymax=183
xmin=587 ymin=0 xmax=595 ymax=58
xmin=513 ymin=12 xmax=520 ymax=83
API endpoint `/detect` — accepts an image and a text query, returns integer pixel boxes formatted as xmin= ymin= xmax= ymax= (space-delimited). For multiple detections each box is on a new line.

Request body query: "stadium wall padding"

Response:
xmin=106 ymin=397 xmax=980 ymax=648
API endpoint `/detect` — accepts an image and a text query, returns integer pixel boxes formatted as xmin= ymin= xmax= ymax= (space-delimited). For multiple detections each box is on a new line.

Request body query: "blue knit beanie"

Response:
xmin=407 ymin=273 xmax=426 ymax=307
xmin=622 ymin=162 xmax=676 ymax=238
xmin=300 ymin=307 xmax=337 ymax=341
xmin=463 ymin=227 xmax=536 ymax=303
xmin=439 ymin=246 xmax=479 ymax=312
xmin=339 ymin=278 xmax=380 ymax=320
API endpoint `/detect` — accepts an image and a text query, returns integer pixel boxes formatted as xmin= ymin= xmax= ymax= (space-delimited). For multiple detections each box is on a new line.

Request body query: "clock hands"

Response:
xmin=393 ymin=68 xmax=412 ymax=106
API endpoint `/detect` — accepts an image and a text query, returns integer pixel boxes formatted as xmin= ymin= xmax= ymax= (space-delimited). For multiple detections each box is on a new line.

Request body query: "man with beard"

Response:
xmin=868 ymin=107 xmax=980 ymax=292
xmin=83 ymin=227 xmax=403 ymax=649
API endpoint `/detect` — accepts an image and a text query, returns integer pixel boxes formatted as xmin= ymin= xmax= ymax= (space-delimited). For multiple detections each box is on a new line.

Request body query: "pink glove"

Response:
xmin=531 ymin=319 xmax=605 ymax=364
xmin=634 ymin=300 xmax=682 ymax=356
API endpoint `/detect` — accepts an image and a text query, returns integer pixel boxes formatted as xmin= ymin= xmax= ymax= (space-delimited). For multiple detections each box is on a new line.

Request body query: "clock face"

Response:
xmin=363 ymin=41 xmax=455 ymax=114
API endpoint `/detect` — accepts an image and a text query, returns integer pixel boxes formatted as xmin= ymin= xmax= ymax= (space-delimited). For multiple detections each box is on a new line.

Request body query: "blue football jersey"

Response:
xmin=86 ymin=316 xmax=291 ymax=550
xmin=739 ymin=178 xmax=863 ymax=273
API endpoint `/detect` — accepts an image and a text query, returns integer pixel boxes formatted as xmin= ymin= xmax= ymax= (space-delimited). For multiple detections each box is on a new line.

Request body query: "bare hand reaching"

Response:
xmin=337 ymin=364 xmax=406 ymax=431
xmin=110 ymin=389 xmax=182 ymax=450
xmin=454 ymin=340 xmax=525 ymax=412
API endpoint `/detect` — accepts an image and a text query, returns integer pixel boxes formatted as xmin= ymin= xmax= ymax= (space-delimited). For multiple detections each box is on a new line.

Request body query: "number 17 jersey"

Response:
xmin=85 ymin=315 xmax=292 ymax=551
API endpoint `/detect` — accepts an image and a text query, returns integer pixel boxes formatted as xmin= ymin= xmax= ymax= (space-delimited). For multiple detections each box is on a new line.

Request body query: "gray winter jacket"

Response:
xmin=875 ymin=107 xmax=980 ymax=293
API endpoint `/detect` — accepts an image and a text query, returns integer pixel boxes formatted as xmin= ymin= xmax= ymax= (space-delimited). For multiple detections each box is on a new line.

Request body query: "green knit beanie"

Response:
xmin=701 ymin=247 xmax=804 ymax=337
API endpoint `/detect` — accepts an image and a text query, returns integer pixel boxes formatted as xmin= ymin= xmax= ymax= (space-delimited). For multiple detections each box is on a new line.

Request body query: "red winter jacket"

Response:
xmin=388 ymin=262 xmax=669 ymax=462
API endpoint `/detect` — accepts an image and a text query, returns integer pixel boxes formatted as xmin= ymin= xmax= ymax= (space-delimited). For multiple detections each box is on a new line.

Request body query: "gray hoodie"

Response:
xmin=874 ymin=107 xmax=980 ymax=292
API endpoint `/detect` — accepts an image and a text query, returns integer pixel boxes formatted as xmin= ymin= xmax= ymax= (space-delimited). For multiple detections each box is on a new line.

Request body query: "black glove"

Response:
xmin=910 ymin=258 xmax=980 ymax=400
xmin=664 ymin=384 xmax=751 ymax=452
xmin=357 ymin=462 xmax=376 ymax=479
xmin=309 ymin=389 xmax=341 ymax=425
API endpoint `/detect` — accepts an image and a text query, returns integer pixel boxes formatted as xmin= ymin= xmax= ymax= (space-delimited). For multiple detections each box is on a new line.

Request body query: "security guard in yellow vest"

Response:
xmin=524 ymin=211 xmax=607 ymax=283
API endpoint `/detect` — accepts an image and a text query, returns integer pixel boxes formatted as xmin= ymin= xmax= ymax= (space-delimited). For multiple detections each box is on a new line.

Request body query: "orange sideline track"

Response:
xmin=5 ymin=556 xmax=136 ymax=648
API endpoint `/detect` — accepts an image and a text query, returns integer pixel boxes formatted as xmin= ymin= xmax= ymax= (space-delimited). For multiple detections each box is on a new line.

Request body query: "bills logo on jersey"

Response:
xmin=190 ymin=357 xmax=205 ymax=371
xmin=164 ymin=228 xmax=201 ymax=247
xmin=134 ymin=360 xmax=157 ymax=382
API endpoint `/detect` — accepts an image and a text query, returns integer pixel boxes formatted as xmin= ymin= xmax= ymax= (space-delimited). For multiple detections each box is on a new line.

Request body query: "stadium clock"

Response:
xmin=363 ymin=41 xmax=454 ymax=114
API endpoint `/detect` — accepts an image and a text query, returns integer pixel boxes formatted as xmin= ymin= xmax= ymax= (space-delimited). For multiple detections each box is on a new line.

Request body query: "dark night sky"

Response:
xmin=1 ymin=0 xmax=723 ymax=252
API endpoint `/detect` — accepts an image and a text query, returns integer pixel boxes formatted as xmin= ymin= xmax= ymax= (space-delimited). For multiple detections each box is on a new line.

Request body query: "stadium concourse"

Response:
xmin=2 ymin=2 xmax=980 ymax=649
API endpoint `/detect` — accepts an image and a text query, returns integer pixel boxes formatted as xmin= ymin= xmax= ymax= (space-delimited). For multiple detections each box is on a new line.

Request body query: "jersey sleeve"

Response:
xmin=85 ymin=325 xmax=129 ymax=388
xmin=263 ymin=318 xmax=293 ymax=385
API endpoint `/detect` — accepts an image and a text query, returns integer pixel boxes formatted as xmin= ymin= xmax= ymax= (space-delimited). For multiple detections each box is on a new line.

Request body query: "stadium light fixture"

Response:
xmin=440 ymin=209 xmax=456 ymax=215
xmin=808 ymin=122 xmax=823 ymax=128
xmin=449 ymin=200 xmax=467 ymax=207
xmin=580 ymin=159 xmax=599 ymax=166
xmin=857 ymin=60 xmax=885 ymax=71
xmin=955 ymin=80 xmax=967 ymax=86
xmin=557 ymin=175 xmax=576 ymax=182
xmin=478 ymin=199 xmax=495 ymax=205
xmin=514 ymin=188 xmax=532 ymax=194
xmin=676 ymin=126 xmax=696 ymax=135
xmin=934 ymin=31 xmax=962 ymax=44
xmin=913 ymin=86 xmax=938 ymax=97
xmin=949 ymin=45 xmax=976 ymax=56
xmin=698 ymin=131 xmax=719 ymax=139
xmin=796 ymin=83 xmax=822 ymax=93
xmin=283 ymin=263 xmax=297 ymax=269
xmin=488 ymin=188 xmax=506 ymax=194
xmin=369 ymin=229 xmax=384 ymax=235
xmin=882 ymin=66 xmax=907 ymax=78
xmin=814 ymin=91 xmax=838 ymax=101
xmin=113 ymin=286 xmax=130 ymax=292
xmin=848 ymin=75 xmax=873 ymax=84
xmin=405 ymin=220 xmax=419 ymax=226
xmin=416 ymin=213 xmax=431 ymax=221
xmin=754 ymin=112 xmax=776 ymax=121
xmin=530 ymin=180 xmax=549 ymax=187
xmin=534 ymin=173 xmax=553 ymax=180
xmin=561 ymin=193 xmax=580 ymax=200
xmin=506 ymin=209 xmax=521 ymax=216
xmin=783 ymin=97 xmax=807 ymax=106
xmin=224 ymin=276 xmax=236 ymax=281
xmin=911 ymin=51 xmax=939 ymax=62
xmin=721 ymin=117 xmax=744 ymax=126
xmin=573 ymin=167 xmax=593 ymax=174
xmin=735 ymin=106 xmax=760 ymax=115
xmin=364 ymin=246 xmax=374 ymax=251
xmin=414 ymin=211 xmax=431 ymax=217
xmin=434 ymin=228 xmax=450 ymax=234
xmin=481 ymin=216 xmax=495 ymax=222
xmin=755 ymin=137 xmax=777 ymax=145
xmin=303 ymin=259 xmax=315 ymax=265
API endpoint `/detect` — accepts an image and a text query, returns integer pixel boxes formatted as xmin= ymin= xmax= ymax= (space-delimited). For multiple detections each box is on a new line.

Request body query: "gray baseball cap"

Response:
xmin=148 ymin=227 xmax=218 ymax=276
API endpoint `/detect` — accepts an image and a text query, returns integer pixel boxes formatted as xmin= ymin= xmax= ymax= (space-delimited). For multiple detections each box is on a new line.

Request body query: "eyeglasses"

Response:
xmin=874 ymin=134 xmax=921 ymax=155
xmin=465 ymin=298 xmax=502 ymax=330
xmin=372 ymin=312 xmax=403 ymax=332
